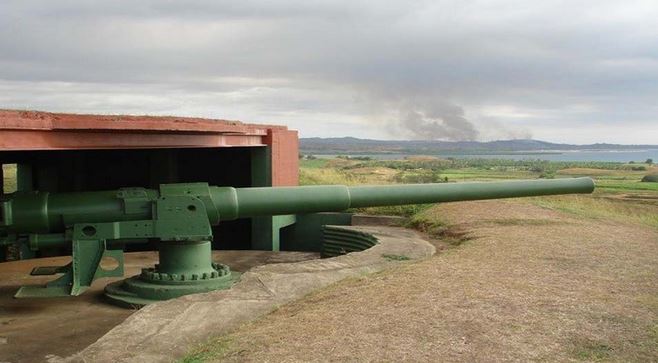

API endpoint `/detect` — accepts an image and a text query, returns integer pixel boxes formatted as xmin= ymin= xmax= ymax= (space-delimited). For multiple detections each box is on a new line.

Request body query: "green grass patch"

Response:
xmin=406 ymin=215 xmax=447 ymax=238
xmin=530 ymin=196 xmax=658 ymax=229
xmin=405 ymin=207 xmax=472 ymax=246
xmin=299 ymin=158 xmax=330 ymax=169
xmin=353 ymin=204 xmax=430 ymax=218
xmin=299 ymin=168 xmax=365 ymax=185
xmin=381 ymin=254 xmax=411 ymax=261
xmin=177 ymin=336 xmax=232 ymax=363
xmin=572 ymin=340 xmax=614 ymax=361
xmin=440 ymin=168 xmax=539 ymax=181
xmin=597 ymin=180 xmax=658 ymax=192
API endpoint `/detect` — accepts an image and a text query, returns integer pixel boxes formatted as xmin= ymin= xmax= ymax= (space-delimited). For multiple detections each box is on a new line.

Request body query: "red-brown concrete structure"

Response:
xmin=0 ymin=109 xmax=299 ymax=255
xmin=0 ymin=109 xmax=298 ymax=185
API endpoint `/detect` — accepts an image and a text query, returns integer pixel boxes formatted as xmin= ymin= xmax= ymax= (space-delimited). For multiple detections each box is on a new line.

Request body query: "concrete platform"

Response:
xmin=59 ymin=226 xmax=435 ymax=363
xmin=0 ymin=250 xmax=319 ymax=363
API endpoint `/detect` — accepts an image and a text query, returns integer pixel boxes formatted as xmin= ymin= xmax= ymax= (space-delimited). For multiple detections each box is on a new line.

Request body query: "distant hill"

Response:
xmin=300 ymin=137 xmax=658 ymax=155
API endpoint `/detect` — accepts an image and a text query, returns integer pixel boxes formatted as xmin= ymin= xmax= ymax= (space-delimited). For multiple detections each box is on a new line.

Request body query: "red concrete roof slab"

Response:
xmin=0 ymin=109 xmax=285 ymax=135
xmin=0 ymin=130 xmax=267 ymax=150
xmin=0 ymin=109 xmax=299 ymax=186
xmin=0 ymin=109 xmax=295 ymax=151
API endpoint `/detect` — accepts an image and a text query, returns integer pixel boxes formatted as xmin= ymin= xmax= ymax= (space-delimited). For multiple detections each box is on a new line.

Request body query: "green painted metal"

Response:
xmin=267 ymin=214 xmax=297 ymax=252
xmin=250 ymin=146 xmax=277 ymax=251
xmin=321 ymin=226 xmax=379 ymax=258
xmin=13 ymin=164 xmax=35 ymax=260
xmin=214 ymin=177 xmax=595 ymax=218
xmin=0 ymin=177 xmax=594 ymax=305
xmin=280 ymin=212 xmax=354 ymax=252
xmin=15 ymin=164 xmax=34 ymax=193
xmin=104 ymin=240 xmax=238 ymax=306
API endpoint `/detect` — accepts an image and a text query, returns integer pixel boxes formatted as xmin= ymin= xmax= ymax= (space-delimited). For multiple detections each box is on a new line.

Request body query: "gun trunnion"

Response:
xmin=0 ymin=177 xmax=595 ymax=306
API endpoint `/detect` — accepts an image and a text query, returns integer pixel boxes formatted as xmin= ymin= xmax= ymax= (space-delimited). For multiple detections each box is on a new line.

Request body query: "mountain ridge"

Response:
xmin=300 ymin=137 xmax=658 ymax=154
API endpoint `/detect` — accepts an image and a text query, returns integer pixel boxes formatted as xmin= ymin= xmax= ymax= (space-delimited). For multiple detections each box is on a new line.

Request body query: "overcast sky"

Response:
xmin=1 ymin=1 xmax=657 ymax=144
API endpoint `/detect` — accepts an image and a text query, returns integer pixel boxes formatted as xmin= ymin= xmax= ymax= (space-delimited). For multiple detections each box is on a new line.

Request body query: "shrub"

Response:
xmin=393 ymin=170 xmax=446 ymax=184
xmin=641 ymin=174 xmax=658 ymax=183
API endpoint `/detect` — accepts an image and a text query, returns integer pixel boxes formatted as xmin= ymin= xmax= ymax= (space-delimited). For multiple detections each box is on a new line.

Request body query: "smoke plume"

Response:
xmin=398 ymin=101 xmax=479 ymax=141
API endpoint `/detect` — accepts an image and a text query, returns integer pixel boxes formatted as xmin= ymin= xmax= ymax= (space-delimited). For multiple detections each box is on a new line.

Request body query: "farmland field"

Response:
xmin=299 ymin=156 xmax=658 ymax=229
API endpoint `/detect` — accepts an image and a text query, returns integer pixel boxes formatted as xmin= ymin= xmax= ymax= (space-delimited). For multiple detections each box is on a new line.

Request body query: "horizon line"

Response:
xmin=299 ymin=136 xmax=658 ymax=147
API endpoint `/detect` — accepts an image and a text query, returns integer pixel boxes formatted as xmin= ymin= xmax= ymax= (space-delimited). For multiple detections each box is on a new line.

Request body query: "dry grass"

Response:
xmin=530 ymin=195 xmax=658 ymax=229
xmin=325 ymin=158 xmax=360 ymax=168
xmin=346 ymin=167 xmax=398 ymax=183
xmin=185 ymin=200 xmax=658 ymax=362
xmin=300 ymin=165 xmax=401 ymax=185
xmin=299 ymin=168 xmax=366 ymax=185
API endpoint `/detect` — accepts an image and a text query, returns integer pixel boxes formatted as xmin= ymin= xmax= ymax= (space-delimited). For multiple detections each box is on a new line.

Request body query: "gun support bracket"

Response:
xmin=14 ymin=185 xmax=239 ymax=304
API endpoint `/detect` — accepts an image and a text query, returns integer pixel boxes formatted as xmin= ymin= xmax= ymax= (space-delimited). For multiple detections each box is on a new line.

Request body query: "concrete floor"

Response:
xmin=67 ymin=226 xmax=435 ymax=363
xmin=0 ymin=251 xmax=318 ymax=363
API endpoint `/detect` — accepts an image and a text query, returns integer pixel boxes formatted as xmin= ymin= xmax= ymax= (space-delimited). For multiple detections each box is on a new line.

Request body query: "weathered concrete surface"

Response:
xmin=351 ymin=214 xmax=406 ymax=226
xmin=0 ymin=250 xmax=318 ymax=363
xmin=59 ymin=226 xmax=435 ymax=363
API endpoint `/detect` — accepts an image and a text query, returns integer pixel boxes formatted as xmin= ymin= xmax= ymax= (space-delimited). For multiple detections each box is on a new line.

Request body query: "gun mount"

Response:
xmin=0 ymin=177 xmax=594 ymax=305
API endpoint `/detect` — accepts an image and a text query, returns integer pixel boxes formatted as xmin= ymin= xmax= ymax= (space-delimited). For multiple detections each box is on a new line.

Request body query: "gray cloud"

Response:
xmin=1 ymin=0 xmax=657 ymax=143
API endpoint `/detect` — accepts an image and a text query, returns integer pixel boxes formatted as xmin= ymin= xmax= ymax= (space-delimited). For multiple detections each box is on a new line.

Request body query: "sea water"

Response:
xmin=314 ymin=149 xmax=658 ymax=162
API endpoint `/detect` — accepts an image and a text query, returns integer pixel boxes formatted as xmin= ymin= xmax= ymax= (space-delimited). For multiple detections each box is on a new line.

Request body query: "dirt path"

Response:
xmin=207 ymin=200 xmax=658 ymax=362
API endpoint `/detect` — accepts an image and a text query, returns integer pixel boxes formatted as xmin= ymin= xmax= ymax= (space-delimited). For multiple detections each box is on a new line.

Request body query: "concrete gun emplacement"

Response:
xmin=0 ymin=177 xmax=595 ymax=306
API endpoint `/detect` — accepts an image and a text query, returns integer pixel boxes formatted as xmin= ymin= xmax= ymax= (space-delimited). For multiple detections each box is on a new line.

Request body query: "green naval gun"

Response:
xmin=0 ymin=177 xmax=595 ymax=305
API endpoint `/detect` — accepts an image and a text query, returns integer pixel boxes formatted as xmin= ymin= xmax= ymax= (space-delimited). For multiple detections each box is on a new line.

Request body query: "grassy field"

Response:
xmin=181 ymin=158 xmax=658 ymax=361
xmin=299 ymin=157 xmax=658 ymax=229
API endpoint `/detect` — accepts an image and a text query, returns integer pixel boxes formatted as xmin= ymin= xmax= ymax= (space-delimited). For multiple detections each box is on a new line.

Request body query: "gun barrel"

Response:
xmin=212 ymin=177 xmax=595 ymax=220
xmin=349 ymin=177 xmax=594 ymax=207
xmin=1 ymin=177 xmax=594 ymax=234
